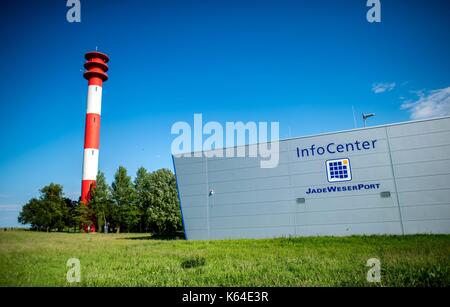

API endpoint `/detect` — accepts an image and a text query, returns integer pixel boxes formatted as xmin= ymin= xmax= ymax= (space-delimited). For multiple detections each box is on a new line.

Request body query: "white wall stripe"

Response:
xmin=82 ymin=148 xmax=99 ymax=180
xmin=86 ymin=85 xmax=102 ymax=115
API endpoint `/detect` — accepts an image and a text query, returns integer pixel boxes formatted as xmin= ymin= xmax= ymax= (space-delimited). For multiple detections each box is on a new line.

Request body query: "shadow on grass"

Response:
xmin=181 ymin=256 xmax=206 ymax=269
xmin=119 ymin=232 xmax=185 ymax=241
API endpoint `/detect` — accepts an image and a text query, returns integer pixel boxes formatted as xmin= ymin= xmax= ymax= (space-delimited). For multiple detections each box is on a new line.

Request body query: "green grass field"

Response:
xmin=0 ymin=230 xmax=449 ymax=287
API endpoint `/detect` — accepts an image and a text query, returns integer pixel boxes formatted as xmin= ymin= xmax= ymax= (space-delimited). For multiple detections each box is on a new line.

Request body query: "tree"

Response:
xmin=18 ymin=167 xmax=184 ymax=235
xmin=18 ymin=183 xmax=68 ymax=231
xmin=90 ymin=171 xmax=111 ymax=233
xmin=146 ymin=169 xmax=183 ymax=235
xmin=134 ymin=167 xmax=152 ymax=232
xmin=40 ymin=184 xmax=67 ymax=231
xmin=75 ymin=202 xmax=94 ymax=231
xmin=110 ymin=166 xmax=137 ymax=232
xmin=64 ymin=198 xmax=79 ymax=232
xmin=18 ymin=198 xmax=48 ymax=231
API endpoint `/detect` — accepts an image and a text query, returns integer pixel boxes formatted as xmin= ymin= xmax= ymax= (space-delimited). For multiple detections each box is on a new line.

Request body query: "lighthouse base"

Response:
xmin=82 ymin=224 xmax=96 ymax=233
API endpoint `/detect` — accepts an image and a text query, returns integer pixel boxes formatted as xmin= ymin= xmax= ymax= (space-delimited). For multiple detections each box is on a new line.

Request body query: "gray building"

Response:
xmin=173 ymin=116 xmax=450 ymax=240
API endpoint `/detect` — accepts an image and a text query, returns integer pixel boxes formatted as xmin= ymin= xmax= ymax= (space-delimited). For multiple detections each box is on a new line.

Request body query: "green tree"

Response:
xmin=18 ymin=198 xmax=47 ymax=231
xmin=64 ymin=198 xmax=79 ymax=232
xmin=111 ymin=166 xmax=137 ymax=232
xmin=40 ymin=184 xmax=67 ymax=231
xmin=75 ymin=202 xmax=95 ymax=231
xmin=18 ymin=183 xmax=68 ymax=232
xmin=147 ymin=169 xmax=183 ymax=235
xmin=134 ymin=167 xmax=152 ymax=232
xmin=90 ymin=171 xmax=112 ymax=233
xmin=18 ymin=168 xmax=184 ymax=235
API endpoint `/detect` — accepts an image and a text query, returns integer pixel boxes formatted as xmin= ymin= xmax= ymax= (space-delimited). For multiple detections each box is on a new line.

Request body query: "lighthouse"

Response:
xmin=81 ymin=51 xmax=109 ymax=227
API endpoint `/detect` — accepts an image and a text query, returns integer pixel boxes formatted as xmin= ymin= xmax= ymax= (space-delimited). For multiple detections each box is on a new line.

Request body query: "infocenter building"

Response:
xmin=173 ymin=116 xmax=450 ymax=240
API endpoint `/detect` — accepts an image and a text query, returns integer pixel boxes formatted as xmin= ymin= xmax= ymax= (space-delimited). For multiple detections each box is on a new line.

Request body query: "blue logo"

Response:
xmin=326 ymin=158 xmax=352 ymax=182
xmin=304 ymin=157 xmax=381 ymax=195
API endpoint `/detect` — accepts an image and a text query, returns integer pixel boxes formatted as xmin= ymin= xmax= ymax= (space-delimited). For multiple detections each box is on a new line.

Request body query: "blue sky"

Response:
xmin=0 ymin=0 xmax=449 ymax=226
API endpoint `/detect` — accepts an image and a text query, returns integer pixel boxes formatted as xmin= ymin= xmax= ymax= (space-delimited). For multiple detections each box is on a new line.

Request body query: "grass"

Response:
xmin=0 ymin=230 xmax=449 ymax=287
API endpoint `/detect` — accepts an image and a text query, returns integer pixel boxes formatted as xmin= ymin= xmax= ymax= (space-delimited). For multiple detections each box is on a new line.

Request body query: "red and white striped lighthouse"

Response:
xmin=81 ymin=51 xmax=109 ymax=213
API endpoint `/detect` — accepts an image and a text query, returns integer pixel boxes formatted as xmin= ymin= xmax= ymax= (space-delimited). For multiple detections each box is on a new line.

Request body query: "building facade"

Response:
xmin=173 ymin=117 xmax=450 ymax=240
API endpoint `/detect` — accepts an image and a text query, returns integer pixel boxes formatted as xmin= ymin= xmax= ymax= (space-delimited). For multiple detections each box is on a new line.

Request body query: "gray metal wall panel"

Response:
xmin=210 ymin=213 xmax=295 ymax=229
xmin=390 ymin=145 xmax=450 ymax=164
xmin=208 ymin=176 xmax=292 ymax=194
xmin=394 ymin=159 xmax=450 ymax=178
xmin=174 ymin=117 xmax=450 ymax=239
xmin=403 ymin=219 xmax=450 ymax=234
xmin=386 ymin=118 xmax=450 ymax=235
xmin=299 ymin=207 xmax=400 ymax=226
xmin=387 ymin=117 xmax=450 ymax=137
xmin=389 ymin=130 xmax=450 ymax=151
xmin=401 ymin=204 xmax=450 ymax=221
xmin=186 ymin=229 xmax=211 ymax=240
xmin=295 ymin=222 xmax=402 ymax=236
xmin=398 ymin=189 xmax=450 ymax=206
xmin=210 ymin=201 xmax=295 ymax=217
xmin=210 ymin=187 xmax=295 ymax=205
xmin=395 ymin=174 xmax=450 ymax=192
xmin=299 ymin=193 xmax=397 ymax=211
xmin=208 ymin=164 xmax=291 ymax=182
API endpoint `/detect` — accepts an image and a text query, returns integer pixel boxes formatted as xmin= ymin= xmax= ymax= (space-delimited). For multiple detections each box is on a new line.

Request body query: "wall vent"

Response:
xmin=380 ymin=191 xmax=391 ymax=198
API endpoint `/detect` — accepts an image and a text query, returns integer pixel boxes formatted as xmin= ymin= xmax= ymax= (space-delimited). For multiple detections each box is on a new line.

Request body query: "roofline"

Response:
xmin=280 ymin=115 xmax=450 ymax=142
xmin=172 ymin=115 xmax=450 ymax=157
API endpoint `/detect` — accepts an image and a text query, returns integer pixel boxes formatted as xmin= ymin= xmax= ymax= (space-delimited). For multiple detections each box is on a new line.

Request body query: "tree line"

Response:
xmin=18 ymin=167 xmax=183 ymax=235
